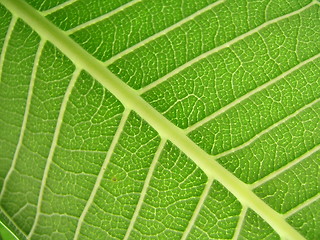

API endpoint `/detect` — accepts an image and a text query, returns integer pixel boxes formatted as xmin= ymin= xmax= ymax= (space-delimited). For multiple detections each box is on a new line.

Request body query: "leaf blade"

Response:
xmin=0 ymin=0 xmax=318 ymax=239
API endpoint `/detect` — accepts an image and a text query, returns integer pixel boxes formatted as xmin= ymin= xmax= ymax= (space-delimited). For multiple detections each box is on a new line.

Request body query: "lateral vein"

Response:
xmin=28 ymin=68 xmax=81 ymax=238
xmin=0 ymin=16 xmax=17 ymax=83
xmin=186 ymin=54 xmax=320 ymax=134
xmin=284 ymin=193 xmax=320 ymax=218
xmin=251 ymin=144 xmax=320 ymax=189
xmin=215 ymin=93 xmax=320 ymax=159
xmin=73 ymin=109 xmax=130 ymax=239
xmin=181 ymin=178 xmax=214 ymax=240
xmin=42 ymin=0 xmax=79 ymax=15
xmin=138 ymin=2 xmax=316 ymax=95
xmin=0 ymin=39 xmax=45 ymax=200
xmin=124 ymin=139 xmax=166 ymax=240
xmin=232 ymin=206 xmax=248 ymax=240
xmin=105 ymin=0 xmax=225 ymax=66
xmin=66 ymin=0 xmax=142 ymax=34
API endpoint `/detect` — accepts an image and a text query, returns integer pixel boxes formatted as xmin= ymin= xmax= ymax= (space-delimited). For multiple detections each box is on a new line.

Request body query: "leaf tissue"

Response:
xmin=0 ymin=0 xmax=319 ymax=239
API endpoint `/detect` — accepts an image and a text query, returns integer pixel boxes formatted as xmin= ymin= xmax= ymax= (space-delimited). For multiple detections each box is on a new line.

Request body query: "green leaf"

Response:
xmin=0 ymin=0 xmax=319 ymax=239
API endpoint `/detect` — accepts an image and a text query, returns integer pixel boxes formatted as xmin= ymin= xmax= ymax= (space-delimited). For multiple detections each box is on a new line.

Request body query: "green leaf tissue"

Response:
xmin=0 ymin=0 xmax=319 ymax=239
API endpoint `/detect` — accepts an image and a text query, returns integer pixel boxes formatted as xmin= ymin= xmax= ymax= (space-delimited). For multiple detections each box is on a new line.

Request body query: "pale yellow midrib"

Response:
xmin=0 ymin=0 xmax=308 ymax=239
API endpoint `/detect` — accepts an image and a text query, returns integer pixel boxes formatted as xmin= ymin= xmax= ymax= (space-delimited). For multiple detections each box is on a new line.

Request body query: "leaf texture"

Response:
xmin=0 ymin=0 xmax=319 ymax=239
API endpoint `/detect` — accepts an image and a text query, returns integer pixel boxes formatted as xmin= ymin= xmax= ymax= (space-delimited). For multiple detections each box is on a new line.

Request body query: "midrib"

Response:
xmin=0 ymin=0 xmax=306 ymax=239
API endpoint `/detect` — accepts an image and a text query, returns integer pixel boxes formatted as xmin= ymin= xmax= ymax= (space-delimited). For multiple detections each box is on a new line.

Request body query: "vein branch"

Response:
xmin=0 ymin=16 xmax=17 ymax=83
xmin=73 ymin=109 xmax=130 ymax=239
xmin=251 ymin=143 xmax=320 ymax=189
xmin=232 ymin=206 xmax=248 ymax=240
xmin=284 ymin=193 xmax=320 ymax=218
xmin=181 ymin=178 xmax=214 ymax=240
xmin=28 ymin=68 xmax=81 ymax=238
xmin=138 ymin=1 xmax=316 ymax=95
xmin=186 ymin=54 xmax=320 ymax=134
xmin=123 ymin=139 xmax=166 ymax=239
xmin=66 ymin=0 xmax=142 ymax=34
xmin=0 ymin=39 xmax=45 ymax=200
xmin=105 ymin=0 xmax=225 ymax=66
xmin=41 ymin=0 xmax=79 ymax=16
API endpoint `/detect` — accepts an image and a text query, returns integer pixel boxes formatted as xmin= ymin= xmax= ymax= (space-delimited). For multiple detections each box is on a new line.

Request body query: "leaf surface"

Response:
xmin=0 ymin=0 xmax=319 ymax=239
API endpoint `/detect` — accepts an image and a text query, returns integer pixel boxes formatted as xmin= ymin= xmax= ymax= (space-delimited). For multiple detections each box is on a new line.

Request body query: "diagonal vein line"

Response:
xmin=138 ymin=2 xmax=316 ymax=95
xmin=2 ymin=1 xmax=307 ymax=239
xmin=11 ymin=203 xmax=32 ymax=220
xmin=186 ymin=54 xmax=320 ymax=134
xmin=181 ymin=178 xmax=214 ymax=240
xmin=0 ymin=39 xmax=45 ymax=200
xmin=124 ymin=139 xmax=166 ymax=240
xmin=0 ymin=16 xmax=17 ymax=83
xmin=251 ymin=144 xmax=320 ymax=189
xmin=216 ymin=97 xmax=320 ymax=160
xmin=232 ymin=206 xmax=248 ymax=240
xmin=40 ymin=212 xmax=80 ymax=220
xmin=28 ymin=68 xmax=81 ymax=238
xmin=104 ymin=0 xmax=225 ymax=66
xmin=41 ymin=0 xmax=79 ymax=15
xmin=74 ymin=109 xmax=130 ymax=239
xmin=66 ymin=0 xmax=142 ymax=34
xmin=0 ymin=207 xmax=26 ymax=239
xmin=284 ymin=193 xmax=320 ymax=218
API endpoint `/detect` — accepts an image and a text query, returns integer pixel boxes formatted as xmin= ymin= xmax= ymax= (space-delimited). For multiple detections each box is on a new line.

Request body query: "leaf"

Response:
xmin=0 ymin=0 xmax=319 ymax=239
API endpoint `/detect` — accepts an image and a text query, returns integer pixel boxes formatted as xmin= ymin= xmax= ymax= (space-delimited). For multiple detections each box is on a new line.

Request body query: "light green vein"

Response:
xmin=251 ymin=144 xmax=320 ymax=189
xmin=104 ymin=0 xmax=225 ymax=66
xmin=11 ymin=203 xmax=34 ymax=220
xmin=42 ymin=0 xmax=78 ymax=15
xmin=74 ymin=109 xmax=131 ymax=239
xmin=181 ymin=178 xmax=214 ymax=240
xmin=124 ymin=139 xmax=167 ymax=240
xmin=138 ymin=1 xmax=316 ymax=95
xmin=0 ymin=16 xmax=17 ymax=83
xmin=215 ymin=92 xmax=320 ymax=160
xmin=0 ymin=0 xmax=307 ymax=239
xmin=28 ymin=68 xmax=81 ymax=238
xmin=66 ymin=0 xmax=142 ymax=34
xmin=186 ymin=54 xmax=320 ymax=134
xmin=0 ymin=39 xmax=45 ymax=200
xmin=284 ymin=193 xmax=320 ymax=218
xmin=232 ymin=206 xmax=248 ymax=240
